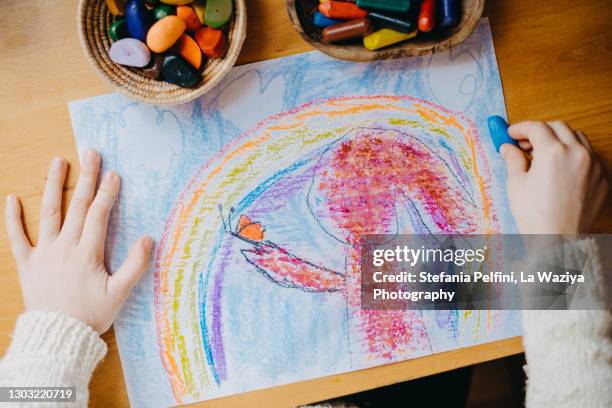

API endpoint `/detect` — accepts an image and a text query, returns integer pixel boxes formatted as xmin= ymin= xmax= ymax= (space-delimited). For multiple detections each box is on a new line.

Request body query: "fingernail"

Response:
xmin=499 ymin=144 xmax=508 ymax=157
xmin=104 ymin=171 xmax=119 ymax=186
xmin=142 ymin=236 xmax=153 ymax=250
xmin=84 ymin=149 xmax=99 ymax=163
xmin=53 ymin=157 xmax=65 ymax=169
xmin=6 ymin=195 xmax=15 ymax=205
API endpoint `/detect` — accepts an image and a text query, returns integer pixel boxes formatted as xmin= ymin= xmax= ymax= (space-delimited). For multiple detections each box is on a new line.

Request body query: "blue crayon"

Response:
xmin=488 ymin=115 xmax=518 ymax=153
xmin=313 ymin=11 xmax=342 ymax=28
xmin=440 ymin=0 xmax=461 ymax=28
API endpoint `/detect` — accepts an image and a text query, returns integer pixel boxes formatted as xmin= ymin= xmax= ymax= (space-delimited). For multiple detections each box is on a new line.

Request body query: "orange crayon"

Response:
xmin=176 ymin=6 xmax=203 ymax=33
xmin=319 ymin=0 xmax=368 ymax=20
xmin=172 ymin=34 xmax=202 ymax=69
xmin=195 ymin=27 xmax=227 ymax=58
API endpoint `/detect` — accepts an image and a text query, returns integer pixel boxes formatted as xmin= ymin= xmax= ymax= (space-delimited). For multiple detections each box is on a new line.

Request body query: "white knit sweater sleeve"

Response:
xmin=0 ymin=311 xmax=107 ymax=407
xmin=522 ymin=238 xmax=612 ymax=407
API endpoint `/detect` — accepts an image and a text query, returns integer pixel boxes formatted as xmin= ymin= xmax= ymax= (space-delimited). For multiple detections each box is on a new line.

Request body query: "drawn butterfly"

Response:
xmin=218 ymin=205 xmax=345 ymax=293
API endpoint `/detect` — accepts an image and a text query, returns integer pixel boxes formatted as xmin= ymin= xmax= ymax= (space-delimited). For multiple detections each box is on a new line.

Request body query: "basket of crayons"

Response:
xmin=286 ymin=0 xmax=484 ymax=61
xmin=78 ymin=0 xmax=246 ymax=105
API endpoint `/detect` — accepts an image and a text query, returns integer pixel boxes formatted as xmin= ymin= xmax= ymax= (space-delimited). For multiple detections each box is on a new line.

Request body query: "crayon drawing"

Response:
xmin=69 ymin=19 xmax=520 ymax=407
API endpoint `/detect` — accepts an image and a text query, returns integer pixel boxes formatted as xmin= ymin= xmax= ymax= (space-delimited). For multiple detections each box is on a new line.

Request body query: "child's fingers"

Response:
xmin=508 ymin=121 xmax=560 ymax=149
xmin=61 ymin=150 xmax=101 ymax=241
xmin=518 ymin=140 xmax=532 ymax=151
xmin=500 ymin=144 xmax=529 ymax=177
xmin=546 ymin=121 xmax=579 ymax=145
xmin=590 ymin=181 xmax=609 ymax=225
xmin=80 ymin=171 xmax=120 ymax=254
xmin=38 ymin=157 xmax=67 ymax=245
xmin=575 ymin=130 xmax=593 ymax=153
xmin=109 ymin=236 xmax=153 ymax=303
xmin=5 ymin=195 xmax=32 ymax=260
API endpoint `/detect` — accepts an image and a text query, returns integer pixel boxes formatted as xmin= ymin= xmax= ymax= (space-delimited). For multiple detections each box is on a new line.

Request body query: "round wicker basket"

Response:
xmin=77 ymin=0 xmax=246 ymax=105
xmin=286 ymin=0 xmax=484 ymax=62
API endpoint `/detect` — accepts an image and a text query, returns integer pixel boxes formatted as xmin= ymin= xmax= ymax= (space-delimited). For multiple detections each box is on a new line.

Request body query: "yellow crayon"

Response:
xmin=192 ymin=0 xmax=206 ymax=24
xmin=160 ymin=0 xmax=194 ymax=5
xmin=363 ymin=28 xmax=417 ymax=50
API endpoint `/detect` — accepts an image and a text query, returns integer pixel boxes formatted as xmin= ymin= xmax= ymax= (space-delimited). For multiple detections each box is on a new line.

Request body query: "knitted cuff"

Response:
xmin=5 ymin=311 xmax=107 ymax=380
xmin=568 ymin=237 xmax=608 ymax=306
xmin=522 ymin=238 xmax=612 ymax=406
xmin=522 ymin=237 xmax=608 ymax=359
xmin=524 ymin=237 xmax=607 ymax=309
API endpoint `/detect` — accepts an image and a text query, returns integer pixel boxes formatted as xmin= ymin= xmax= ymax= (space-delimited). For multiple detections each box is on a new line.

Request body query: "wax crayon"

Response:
xmin=323 ymin=18 xmax=373 ymax=43
xmin=105 ymin=0 xmax=125 ymax=16
xmin=153 ymin=4 xmax=174 ymax=20
xmin=487 ymin=115 xmax=518 ymax=152
xmin=126 ymin=0 xmax=152 ymax=41
xmin=440 ymin=0 xmax=460 ymax=28
xmin=192 ymin=0 xmax=206 ymax=24
xmin=356 ymin=0 xmax=410 ymax=13
xmin=363 ymin=28 xmax=416 ymax=50
xmin=109 ymin=38 xmax=151 ymax=67
xmin=319 ymin=1 xmax=368 ymax=20
xmin=141 ymin=53 xmax=164 ymax=79
xmin=162 ymin=54 xmax=201 ymax=87
xmin=146 ymin=16 xmax=186 ymax=53
xmin=418 ymin=0 xmax=435 ymax=32
xmin=195 ymin=26 xmax=227 ymax=58
xmin=205 ymin=0 xmax=233 ymax=28
xmin=171 ymin=33 xmax=202 ymax=69
xmin=160 ymin=0 xmax=193 ymax=4
xmin=177 ymin=5 xmax=203 ymax=32
xmin=313 ymin=11 xmax=343 ymax=28
xmin=368 ymin=10 xmax=417 ymax=33
xmin=109 ymin=19 xmax=129 ymax=42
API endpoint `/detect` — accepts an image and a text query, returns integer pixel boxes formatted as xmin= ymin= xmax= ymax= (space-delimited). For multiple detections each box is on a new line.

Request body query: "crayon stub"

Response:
xmin=356 ymin=0 xmax=411 ymax=13
xmin=319 ymin=1 xmax=369 ymax=20
xmin=313 ymin=11 xmax=343 ymax=28
xmin=440 ymin=0 xmax=461 ymax=28
xmin=323 ymin=18 xmax=373 ymax=43
xmin=368 ymin=10 xmax=417 ymax=33
xmin=363 ymin=28 xmax=417 ymax=50
xmin=418 ymin=0 xmax=436 ymax=32
xmin=487 ymin=115 xmax=518 ymax=152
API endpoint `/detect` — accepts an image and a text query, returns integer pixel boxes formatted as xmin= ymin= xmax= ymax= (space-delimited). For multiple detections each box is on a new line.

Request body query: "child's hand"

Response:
xmin=500 ymin=121 xmax=608 ymax=234
xmin=4 ymin=150 xmax=153 ymax=334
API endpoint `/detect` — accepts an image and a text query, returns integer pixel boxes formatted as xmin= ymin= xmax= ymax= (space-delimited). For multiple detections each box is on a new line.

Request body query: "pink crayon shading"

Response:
xmin=153 ymin=95 xmax=500 ymax=401
xmin=241 ymin=243 xmax=345 ymax=292
xmin=317 ymin=131 xmax=472 ymax=359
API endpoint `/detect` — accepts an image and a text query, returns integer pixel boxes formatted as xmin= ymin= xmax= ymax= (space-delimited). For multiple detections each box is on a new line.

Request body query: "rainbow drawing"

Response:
xmin=69 ymin=21 xmax=520 ymax=406
xmin=153 ymin=95 xmax=505 ymax=403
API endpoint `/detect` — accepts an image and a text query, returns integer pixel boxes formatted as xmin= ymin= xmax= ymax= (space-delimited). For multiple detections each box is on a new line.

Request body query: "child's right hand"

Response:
xmin=500 ymin=121 xmax=608 ymax=235
xmin=4 ymin=150 xmax=153 ymax=334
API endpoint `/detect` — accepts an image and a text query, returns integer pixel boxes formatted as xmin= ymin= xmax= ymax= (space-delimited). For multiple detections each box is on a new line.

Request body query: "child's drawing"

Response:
xmin=69 ymin=19 xmax=521 ymax=407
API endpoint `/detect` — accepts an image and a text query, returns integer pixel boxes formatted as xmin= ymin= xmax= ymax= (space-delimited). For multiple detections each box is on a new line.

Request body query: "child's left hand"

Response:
xmin=4 ymin=150 xmax=153 ymax=334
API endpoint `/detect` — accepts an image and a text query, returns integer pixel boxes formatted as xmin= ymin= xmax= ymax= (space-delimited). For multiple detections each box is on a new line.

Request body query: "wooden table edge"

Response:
xmin=187 ymin=336 xmax=524 ymax=407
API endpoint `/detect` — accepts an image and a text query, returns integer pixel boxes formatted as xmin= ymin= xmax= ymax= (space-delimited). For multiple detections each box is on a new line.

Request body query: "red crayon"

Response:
xmin=319 ymin=1 xmax=368 ymax=20
xmin=418 ymin=0 xmax=436 ymax=32
xmin=323 ymin=18 xmax=373 ymax=43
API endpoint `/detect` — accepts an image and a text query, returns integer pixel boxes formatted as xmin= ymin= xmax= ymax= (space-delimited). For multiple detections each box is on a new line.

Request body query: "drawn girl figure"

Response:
xmin=155 ymin=96 xmax=502 ymax=402
xmin=227 ymin=126 xmax=487 ymax=363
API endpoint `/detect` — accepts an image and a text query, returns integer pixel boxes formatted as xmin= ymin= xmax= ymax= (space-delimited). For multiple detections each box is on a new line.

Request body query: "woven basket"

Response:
xmin=287 ymin=0 xmax=483 ymax=61
xmin=77 ymin=0 xmax=247 ymax=105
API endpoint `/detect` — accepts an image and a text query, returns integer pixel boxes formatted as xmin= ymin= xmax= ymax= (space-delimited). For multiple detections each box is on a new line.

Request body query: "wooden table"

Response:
xmin=1 ymin=0 xmax=611 ymax=406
